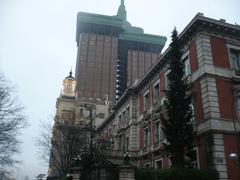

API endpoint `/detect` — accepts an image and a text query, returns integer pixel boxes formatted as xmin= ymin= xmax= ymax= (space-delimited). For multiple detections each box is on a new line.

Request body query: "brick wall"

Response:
xmin=210 ymin=36 xmax=230 ymax=68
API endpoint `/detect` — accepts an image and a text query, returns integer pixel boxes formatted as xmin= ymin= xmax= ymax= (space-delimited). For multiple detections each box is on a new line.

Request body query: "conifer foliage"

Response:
xmin=162 ymin=28 xmax=195 ymax=168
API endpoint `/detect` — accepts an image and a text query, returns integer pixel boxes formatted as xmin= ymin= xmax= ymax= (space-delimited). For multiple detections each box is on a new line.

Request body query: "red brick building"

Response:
xmin=99 ymin=13 xmax=240 ymax=180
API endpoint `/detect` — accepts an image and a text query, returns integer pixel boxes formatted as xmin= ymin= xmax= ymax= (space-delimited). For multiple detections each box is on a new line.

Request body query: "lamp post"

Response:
xmin=84 ymin=104 xmax=95 ymax=161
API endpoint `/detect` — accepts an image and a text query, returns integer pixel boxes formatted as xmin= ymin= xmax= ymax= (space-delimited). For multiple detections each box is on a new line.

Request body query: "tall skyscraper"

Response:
xmin=75 ymin=0 xmax=166 ymax=103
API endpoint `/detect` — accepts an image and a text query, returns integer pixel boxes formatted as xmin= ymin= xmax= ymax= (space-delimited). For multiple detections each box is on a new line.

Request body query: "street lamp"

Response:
xmin=66 ymin=174 xmax=73 ymax=180
xmin=84 ymin=104 xmax=95 ymax=160
xmin=229 ymin=153 xmax=239 ymax=162
xmin=123 ymin=152 xmax=131 ymax=165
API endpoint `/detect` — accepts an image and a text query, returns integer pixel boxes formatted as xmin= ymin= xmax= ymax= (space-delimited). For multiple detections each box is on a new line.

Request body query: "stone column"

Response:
xmin=196 ymin=32 xmax=228 ymax=180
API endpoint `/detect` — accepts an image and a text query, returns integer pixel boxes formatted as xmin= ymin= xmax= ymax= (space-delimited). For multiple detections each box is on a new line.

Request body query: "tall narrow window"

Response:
xmin=125 ymin=137 xmax=129 ymax=152
xmin=144 ymin=128 xmax=150 ymax=147
xmin=153 ymin=81 xmax=160 ymax=103
xmin=154 ymin=121 xmax=161 ymax=143
xmin=230 ymin=48 xmax=240 ymax=75
xmin=118 ymin=115 xmax=122 ymax=129
xmin=144 ymin=91 xmax=150 ymax=111
xmin=126 ymin=107 xmax=130 ymax=121
xmin=190 ymin=103 xmax=196 ymax=125
xmin=122 ymin=111 xmax=126 ymax=121
xmin=236 ymin=91 xmax=240 ymax=116
xmin=155 ymin=159 xmax=163 ymax=169
xmin=184 ymin=56 xmax=191 ymax=77
xmin=191 ymin=147 xmax=199 ymax=168
xmin=165 ymin=70 xmax=170 ymax=90
xmin=79 ymin=108 xmax=83 ymax=118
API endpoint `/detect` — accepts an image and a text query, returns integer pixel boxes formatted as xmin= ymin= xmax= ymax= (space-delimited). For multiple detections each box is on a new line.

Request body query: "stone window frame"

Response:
xmin=144 ymin=162 xmax=151 ymax=168
xmin=143 ymin=89 xmax=150 ymax=112
xmin=155 ymin=158 xmax=163 ymax=169
xmin=61 ymin=110 xmax=74 ymax=120
xmin=233 ymin=85 xmax=240 ymax=120
xmin=164 ymin=69 xmax=170 ymax=91
xmin=227 ymin=44 xmax=240 ymax=76
xmin=191 ymin=146 xmax=200 ymax=169
xmin=143 ymin=126 xmax=150 ymax=148
xmin=154 ymin=120 xmax=161 ymax=144
xmin=182 ymin=50 xmax=191 ymax=78
xmin=153 ymin=79 xmax=160 ymax=104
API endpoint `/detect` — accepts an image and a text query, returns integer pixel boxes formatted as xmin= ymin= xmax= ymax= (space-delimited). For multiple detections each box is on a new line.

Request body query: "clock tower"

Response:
xmin=62 ymin=70 xmax=77 ymax=99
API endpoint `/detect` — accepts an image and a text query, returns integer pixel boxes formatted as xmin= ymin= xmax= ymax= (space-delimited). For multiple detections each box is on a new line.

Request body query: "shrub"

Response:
xmin=136 ymin=168 xmax=219 ymax=180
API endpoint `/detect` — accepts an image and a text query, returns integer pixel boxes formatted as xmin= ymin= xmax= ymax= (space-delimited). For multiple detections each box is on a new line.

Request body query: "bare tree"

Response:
xmin=0 ymin=72 xmax=26 ymax=169
xmin=36 ymin=116 xmax=113 ymax=179
xmin=36 ymin=120 xmax=86 ymax=177
xmin=35 ymin=122 xmax=52 ymax=165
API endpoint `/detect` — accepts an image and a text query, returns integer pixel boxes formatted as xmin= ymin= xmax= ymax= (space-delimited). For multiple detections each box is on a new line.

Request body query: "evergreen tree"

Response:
xmin=162 ymin=28 xmax=195 ymax=168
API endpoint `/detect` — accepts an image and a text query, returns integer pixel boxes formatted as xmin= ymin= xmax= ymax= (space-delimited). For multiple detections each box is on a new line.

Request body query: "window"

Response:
xmin=126 ymin=107 xmax=130 ymax=121
xmin=155 ymin=159 xmax=163 ymax=169
xmin=79 ymin=108 xmax=83 ymax=118
xmin=118 ymin=136 xmax=121 ymax=150
xmin=184 ymin=56 xmax=191 ymax=77
xmin=98 ymin=113 xmax=105 ymax=119
xmin=190 ymin=103 xmax=196 ymax=126
xmin=144 ymin=162 xmax=151 ymax=168
xmin=122 ymin=111 xmax=126 ymax=121
xmin=153 ymin=81 xmax=160 ymax=102
xmin=236 ymin=91 xmax=240 ymax=114
xmin=113 ymin=124 xmax=116 ymax=132
xmin=165 ymin=70 xmax=170 ymax=90
xmin=125 ymin=137 xmax=129 ymax=152
xmin=144 ymin=90 xmax=150 ymax=111
xmin=61 ymin=110 xmax=74 ymax=120
xmin=154 ymin=121 xmax=161 ymax=143
xmin=108 ymin=128 xmax=112 ymax=139
xmin=191 ymin=147 xmax=199 ymax=168
xmin=144 ymin=128 xmax=150 ymax=147
xmin=118 ymin=115 xmax=122 ymax=128
xmin=229 ymin=48 xmax=240 ymax=75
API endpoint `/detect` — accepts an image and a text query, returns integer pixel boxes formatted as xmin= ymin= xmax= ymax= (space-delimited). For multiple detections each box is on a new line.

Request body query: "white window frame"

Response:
xmin=227 ymin=44 xmax=240 ymax=75
xmin=190 ymin=103 xmax=196 ymax=127
xmin=191 ymin=147 xmax=200 ymax=169
xmin=144 ymin=162 xmax=151 ymax=168
xmin=154 ymin=120 xmax=161 ymax=143
xmin=182 ymin=51 xmax=191 ymax=78
xmin=153 ymin=80 xmax=160 ymax=103
xmin=184 ymin=56 xmax=191 ymax=77
xmin=144 ymin=127 xmax=150 ymax=147
xmin=143 ymin=90 xmax=150 ymax=111
xmin=165 ymin=70 xmax=170 ymax=90
xmin=155 ymin=158 xmax=163 ymax=169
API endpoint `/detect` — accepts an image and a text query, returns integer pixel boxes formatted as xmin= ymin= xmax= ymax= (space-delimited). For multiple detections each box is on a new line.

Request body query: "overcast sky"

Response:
xmin=0 ymin=0 xmax=239 ymax=179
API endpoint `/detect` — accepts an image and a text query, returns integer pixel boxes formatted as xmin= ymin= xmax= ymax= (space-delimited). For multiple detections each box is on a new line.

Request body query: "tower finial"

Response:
xmin=121 ymin=0 xmax=124 ymax=6
xmin=69 ymin=67 xmax=72 ymax=77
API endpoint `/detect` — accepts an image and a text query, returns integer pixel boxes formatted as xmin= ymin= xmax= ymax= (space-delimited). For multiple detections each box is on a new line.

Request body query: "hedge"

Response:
xmin=136 ymin=168 xmax=219 ymax=180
